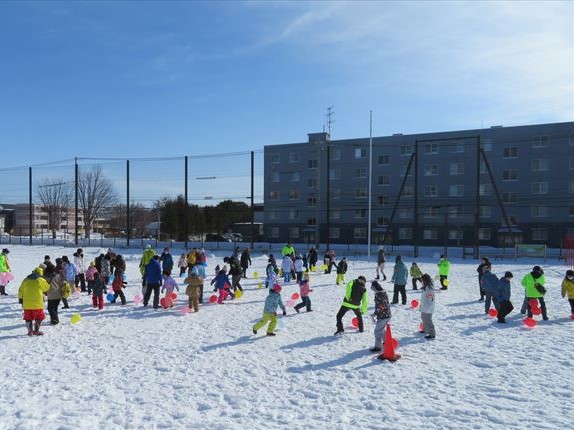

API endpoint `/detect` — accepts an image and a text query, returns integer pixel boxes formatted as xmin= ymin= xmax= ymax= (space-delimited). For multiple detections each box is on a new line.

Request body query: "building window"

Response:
xmin=377 ymin=216 xmax=389 ymax=226
xmin=449 ymin=230 xmax=463 ymax=240
xmin=424 ymin=185 xmax=438 ymax=197
xmin=481 ymin=139 xmax=493 ymax=151
xmin=403 ymin=186 xmax=413 ymax=198
xmin=269 ymin=191 xmax=279 ymax=200
xmin=355 ymin=168 xmax=367 ymax=179
xmin=332 ymin=188 xmax=341 ymax=199
xmin=503 ymin=192 xmax=517 ymax=203
xmin=355 ymin=148 xmax=367 ymax=159
xmin=532 ymin=182 xmax=548 ymax=195
xmin=330 ymin=149 xmax=341 ymax=160
xmin=290 ymin=171 xmax=300 ymax=182
xmin=289 ymin=152 xmax=300 ymax=163
xmin=425 ymin=143 xmax=438 ymax=154
xmin=449 ymin=185 xmax=464 ymax=197
xmin=479 ymin=228 xmax=491 ymax=240
xmin=289 ymin=228 xmax=300 ymax=239
xmin=288 ymin=209 xmax=299 ymax=219
xmin=570 ymin=158 xmax=574 ymax=169
xmin=329 ymin=168 xmax=340 ymax=180
xmin=378 ymin=154 xmax=390 ymax=165
xmin=330 ymin=210 xmax=340 ymax=220
xmin=307 ymin=217 xmax=317 ymax=226
xmin=329 ymin=228 xmax=340 ymax=239
xmin=400 ymin=145 xmax=413 ymax=156
xmin=425 ymin=165 xmax=438 ymax=176
xmin=503 ymin=170 xmax=518 ymax=181
xmin=532 ymin=159 xmax=548 ymax=172
xmin=531 ymin=206 xmax=548 ymax=218
xmin=399 ymin=228 xmax=412 ymax=240
xmin=378 ymin=195 xmax=390 ymax=207
xmin=307 ymin=196 xmax=316 ymax=207
xmin=424 ymin=206 xmax=439 ymax=219
xmin=271 ymin=172 xmax=280 ymax=182
xmin=449 ymin=162 xmax=465 ymax=175
xmin=269 ymin=210 xmax=279 ymax=220
xmin=503 ymin=147 xmax=518 ymax=158
xmin=378 ymin=175 xmax=390 ymax=186
xmin=354 ymin=209 xmax=367 ymax=219
xmin=423 ymin=229 xmax=438 ymax=240
xmin=355 ymin=188 xmax=367 ymax=199
xmin=480 ymin=184 xmax=492 ymax=196
xmin=532 ymin=135 xmax=549 ymax=148
xmin=269 ymin=227 xmax=279 ymax=239
xmin=449 ymin=206 xmax=463 ymax=218
xmin=531 ymin=228 xmax=548 ymax=241
xmin=289 ymin=190 xmax=299 ymax=200
xmin=399 ymin=208 xmax=413 ymax=219
xmin=308 ymin=159 xmax=317 ymax=169
xmin=354 ymin=228 xmax=367 ymax=239
xmin=569 ymin=182 xmax=574 ymax=194
xmin=569 ymin=207 xmax=574 ymax=217
xmin=270 ymin=153 xmax=280 ymax=164
xmin=307 ymin=178 xmax=316 ymax=188
xmin=451 ymin=142 xmax=465 ymax=153
xmin=480 ymin=206 xmax=492 ymax=218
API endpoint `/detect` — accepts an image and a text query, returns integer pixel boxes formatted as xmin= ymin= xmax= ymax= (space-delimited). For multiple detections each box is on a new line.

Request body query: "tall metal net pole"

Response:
xmin=367 ymin=110 xmax=373 ymax=260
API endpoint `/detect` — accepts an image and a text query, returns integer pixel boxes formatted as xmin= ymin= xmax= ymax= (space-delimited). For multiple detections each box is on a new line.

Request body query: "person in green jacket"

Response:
xmin=437 ymin=255 xmax=451 ymax=290
xmin=335 ymin=276 xmax=368 ymax=335
xmin=520 ymin=265 xmax=548 ymax=320
xmin=410 ymin=262 xmax=423 ymax=290
xmin=281 ymin=242 xmax=295 ymax=258
xmin=139 ymin=244 xmax=156 ymax=287
xmin=0 ymin=248 xmax=12 ymax=295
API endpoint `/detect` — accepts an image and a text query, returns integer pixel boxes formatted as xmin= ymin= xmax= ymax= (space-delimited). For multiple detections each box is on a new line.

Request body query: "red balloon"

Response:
xmin=165 ymin=297 xmax=173 ymax=308
xmin=529 ymin=299 xmax=539 ymax=308
xmin=488 ymin=308 xmax=498 ymax=317
xmin=532 ymin=307 xmax=542 ymax=316
xmin=209 ymin=295 xmax=218 ymax=304
xmin=351 ymin=317 xmax=359 ymax=328
xmin=392 ymin=338 xmax=399 ymax=349
xmin=291 ymin=292 xmax=300 ymax=300
xmin=523 ymin=317 xmax=537 ymax=328
xmin=160 ymin=298 xmax=167 ymax=308
xmin=410 ymin=299 xmax=419 ymax=309
xmin=171 ymin=292 xmax=178 ymax=301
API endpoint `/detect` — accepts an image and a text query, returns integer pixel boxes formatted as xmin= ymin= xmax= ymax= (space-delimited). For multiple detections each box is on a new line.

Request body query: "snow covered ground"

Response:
xmin=0 ymin=245 xmax=572 ymax=430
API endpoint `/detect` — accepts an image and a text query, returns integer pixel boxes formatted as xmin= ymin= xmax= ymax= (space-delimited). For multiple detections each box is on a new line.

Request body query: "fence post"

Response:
xmin=75 ymin=158 xmax=79 ymax=246
xmin=29 ymin=166 xmax=33 ymax=246
xmin=126 ymin=159 xmax=130 ymax=248
xmin=185 ymin=155 xmax=188 ymax=248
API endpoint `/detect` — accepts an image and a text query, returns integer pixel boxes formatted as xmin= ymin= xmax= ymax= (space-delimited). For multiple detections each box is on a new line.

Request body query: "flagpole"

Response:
xmin=368 ymin=110 xmax=373 ymax=261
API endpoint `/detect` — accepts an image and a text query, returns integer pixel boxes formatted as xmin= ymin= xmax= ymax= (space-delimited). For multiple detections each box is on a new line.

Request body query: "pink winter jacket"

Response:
xmin=299 ymin=281 xmax=312 ymax=297
xmin=85 ymin=266 xmax=98 ymax=281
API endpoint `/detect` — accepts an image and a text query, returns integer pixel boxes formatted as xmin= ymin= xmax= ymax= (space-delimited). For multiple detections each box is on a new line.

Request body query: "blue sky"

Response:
xmin=0 ymin=0 xmax=572 ymax=169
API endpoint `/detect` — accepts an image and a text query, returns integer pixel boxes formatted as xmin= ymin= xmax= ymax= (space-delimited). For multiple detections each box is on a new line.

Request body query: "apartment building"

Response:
xmin=12 ymin=204 xmax=85 ymax=235
xmin=263 ymin=121 xmax=574 ymax=248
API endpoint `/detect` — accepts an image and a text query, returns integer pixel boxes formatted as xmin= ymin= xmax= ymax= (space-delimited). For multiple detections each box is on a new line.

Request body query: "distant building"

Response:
xmin=12 ymin=204 xmax=84 ymax=235
xmin=264 ymin=122 xmax=574 ymax=248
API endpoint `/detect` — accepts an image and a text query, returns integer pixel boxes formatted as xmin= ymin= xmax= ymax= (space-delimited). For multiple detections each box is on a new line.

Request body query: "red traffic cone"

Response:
xmin=378 ymin=323 xmax=401 ymax=362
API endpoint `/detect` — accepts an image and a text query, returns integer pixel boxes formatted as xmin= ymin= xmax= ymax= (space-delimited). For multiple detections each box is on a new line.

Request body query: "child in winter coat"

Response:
xmin=294 ymin=254 xmax=304 ymax=283
xmin=410 ymin=262 xmax=423 ymax=290
xmin=437 ymin=255 xmax=451 ymax=290
xmin=520 ymin=265 xmax=547 ymax=320
xmin=252 ymin=284 xmax=286 ymax=336
xmin=336 ymin=257 xmax=348 ymax=285
xmin=294 ymin=272 xmax=313 ymax=313
xmin=184 ymin=272 xmax=202 ymax=312
xmin=178 ymin=253 xmax=188 ymax=277
xmin=265 ymin=258 xmax=277 ymax=289
xmin=85 ymin=262 xmax=98 ymax=295
xmin=493 ymin=271 xmax=514 ymax=323
xmin=391 ymin=255 xmax=408 ymax=305
xmin=561 ymin=269 xmax=574 ymax=320
xmin=211 ymin=269 xmax=232 ymax=304
xmin=190 ymin=265 xmax=205 ymax=304
xmin=101 ymin=254 xmax=112 ymax=284
xmin=281 ymin=255 xmax=294 ymax=283
xmin=480 ymin=264 xmax=499 ymax=314
xmin=111 ymin=270 xmax=127 ymax=305
xmin=370 ymin=280 xmax=391 ymax=352
xmin=62 ymin=255 xmax=77 ymax=293
xmin=18 ymin=267 xmax=50 ymax=336
xmin=161 ymin=270 xmax=179 ymax=306
xmin=45 ymin=270 xmax=66 ymax=325
xmin=56 ymin=258 xmax=70 ymax=308
xmin=91 ymin=272 xmax=106 ymax=310
xmin=420 ymin=274 xmax=436 ymax=339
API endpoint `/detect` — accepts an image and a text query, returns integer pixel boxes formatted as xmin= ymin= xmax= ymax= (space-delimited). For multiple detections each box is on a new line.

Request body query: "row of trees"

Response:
xmin=36 ymin=167 xmax=250 ymax=240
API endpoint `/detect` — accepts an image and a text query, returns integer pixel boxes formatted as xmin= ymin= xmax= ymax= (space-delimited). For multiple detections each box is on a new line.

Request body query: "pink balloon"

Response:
xmin=134 ymin=294 xmax=143 ymax=305
xmin=351 ymin=317 xmax=359 ymax=328
xmin=171 ymin=292 xmax=178 ymax=301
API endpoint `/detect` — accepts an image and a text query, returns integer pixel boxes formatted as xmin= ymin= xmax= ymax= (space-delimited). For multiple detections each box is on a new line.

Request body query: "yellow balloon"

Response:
xmin=310 ymin=266 xmax=316 ymax=272
xmin=235 ymin=290 xmax=244 ymax=299
xmin=258 ymin=283 xmax=263 ymax=289
xmin=321 ymin=264 xmax=328 ymax=271
xmin=443 ymin=279 xmax=450 ymax=286
xmin=70 ymin=314 xmax=82 ymax=324
xmin=253 ymin=271 xmax=259 ymax=278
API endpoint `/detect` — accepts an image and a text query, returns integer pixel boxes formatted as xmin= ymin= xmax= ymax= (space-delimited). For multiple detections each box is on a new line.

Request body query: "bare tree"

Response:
xmin=108 ymin=202 xmax=152 ymax=236
xmin=78 ymin=166 xmax=117 ymax=238
xmin=36 ymin=178 xmax=71 ymax=238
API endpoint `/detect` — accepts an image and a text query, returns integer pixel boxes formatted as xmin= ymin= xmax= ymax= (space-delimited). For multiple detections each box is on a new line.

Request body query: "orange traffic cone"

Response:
xmin=378 ymin=323 xmax=401 ymax=362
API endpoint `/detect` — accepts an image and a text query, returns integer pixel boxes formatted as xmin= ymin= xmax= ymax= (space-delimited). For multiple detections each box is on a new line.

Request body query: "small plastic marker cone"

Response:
xmin=378 ymin=323 xmax=401 ymax=362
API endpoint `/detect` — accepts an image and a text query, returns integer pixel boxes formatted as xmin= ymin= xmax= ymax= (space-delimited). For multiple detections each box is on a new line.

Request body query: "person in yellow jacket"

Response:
xmin=561 ymin=269 xmax=574 ymax=320
xmin=335 ymin=276 xmax=368 ymax=335
xmin=139 ymin=244 xmax=156 ymax=286
xmin=18 ymin=267 xmax=50 ymax=336
xmin=437 ymin=255 xmax=451 ymax=290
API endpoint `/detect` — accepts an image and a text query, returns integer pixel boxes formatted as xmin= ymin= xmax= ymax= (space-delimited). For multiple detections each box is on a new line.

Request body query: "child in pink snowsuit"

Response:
xmin=211 ymin=269 xmax=232 ymax=304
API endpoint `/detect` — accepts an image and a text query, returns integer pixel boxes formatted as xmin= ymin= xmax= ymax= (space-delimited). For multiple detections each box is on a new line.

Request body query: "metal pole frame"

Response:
xmin=126 ymin=160 xmax=130 ymax=247
xmin=185 ymin=156 xmax=189 ymax=249
xmin=326 ymin=142 xmax=331 ymax=250
xmin=250 ymin=151 xmax=254 ymax=250
xmin=28 ymin=167 xmax=33 ymax=245
xmin=367 ymin=110 xmax=373 ymax=260
xmin=414 ymin=140 xmax=419 ymax=258
xmin=75 ymin=158 xmax=79 ymax=245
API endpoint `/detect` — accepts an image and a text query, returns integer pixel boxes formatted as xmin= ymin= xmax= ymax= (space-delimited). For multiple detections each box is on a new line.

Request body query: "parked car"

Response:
xmin=206 ymin=233 xmax=232 ymax=242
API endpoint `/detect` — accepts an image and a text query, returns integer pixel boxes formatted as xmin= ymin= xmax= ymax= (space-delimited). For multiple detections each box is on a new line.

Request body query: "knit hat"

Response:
xmin=504 ymin=271 xmax=514 ymax=279
xmin=371 ymin=281 xmax=383 ymax=291
xmin=44 ymin=255 xmax=51 ymax=260
xmin=566 ymin=270 xmax=574 ymax=277
xmin=273 ymin=284 xmax=282 ymax=293
xmin=1 ymin=248 xmax=9 ymax=254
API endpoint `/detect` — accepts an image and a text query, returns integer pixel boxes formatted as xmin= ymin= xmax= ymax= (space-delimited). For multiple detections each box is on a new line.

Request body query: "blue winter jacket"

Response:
xmin=64 ymin=263 xmax=77 ymax=282
xmin=493 ymin=277 xmax=511 ymax=302
xmin=161 ymin=253 xmax=174 ymax=271
xmin=391 ymin=261 xmax=408 ymax=285
xmin=145 ymin=260 xmax=163 ymax=285
xmin=211 ymin=272 xmax=230 ymax=290
xmin=263 ymin=290 xmax=286 ymax=314
xmin=481 ymin=271 xmax=499 ymax=294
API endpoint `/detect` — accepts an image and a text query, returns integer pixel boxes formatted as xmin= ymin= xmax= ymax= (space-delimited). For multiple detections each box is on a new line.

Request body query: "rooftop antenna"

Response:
xmin=326 ymin=106 xmax=335 ymax=136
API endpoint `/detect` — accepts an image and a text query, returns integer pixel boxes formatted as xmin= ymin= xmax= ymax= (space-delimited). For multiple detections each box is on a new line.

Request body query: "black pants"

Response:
xmin=411 ymin=278 xmax=421 ymax=290
xmin=392 ymin=284 xmax=407 ymax=305
xmin=199 ymin=283 xmax=204 ymax=304
xmin=527 ymin=297 xmax=547 ymax=318
xmin=296 ymin=272 xmax=303 ymax=283
xmin=47 ymin=299 xmax=60 ymax=323
xmin=179 ymin=267 xmax=187 ymax=277
xmin=242 ymin=266 xmax=248 ymax=278
xmin=75 ymin=273 xmax=86 ymax=291
xmin=232 ymin=274 xmax=243 ymax=292
xmin=439 ymin=275 xmax=448 ymax=289
xmin=497 ymin=300 xmax=514 ymax=322
xmin=294 ymin=296 xmax=311 ymax=312
xmin=113 ymin=290 xmax=126 ymax=305
xmin=478 ymin=275 xmax=485 ymax=300
xmin=336 ymin=306 xmax=363 ymax=332
xmin=569 ymin=299 xmax=574 ymax=314
xmin=61 ymin=298 xmax=69 ymax=308
xmin=143 ymin=283 xmax=161 ymax=308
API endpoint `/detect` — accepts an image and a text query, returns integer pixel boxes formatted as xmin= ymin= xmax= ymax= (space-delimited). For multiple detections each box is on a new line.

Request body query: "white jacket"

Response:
xmin=420 ymin=286 xmax=435 ymax=314
xmin=294 ymin=258 xmax=304 ymax=272
xmin=74 ymin=255 xmax=85 ymax=274
xmin=281 ymin=257 xmax=294 ymax=273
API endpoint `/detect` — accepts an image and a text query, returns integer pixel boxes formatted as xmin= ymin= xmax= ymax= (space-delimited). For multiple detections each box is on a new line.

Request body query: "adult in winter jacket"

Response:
xmin=62 ymin=256 xmax=77 ymax=294
xmin=476 ymin=257 xmax=491 ymax=301
xmin=307 ymin=247 xmax=318 ymax=270
xmin=73 ymin=248 xmax=86 ymax=292
xmin=281 ymin=242 xmax=295 ymax=258
xmin=410 ymin=262 xmax=423 ymax=290
xmin=437 ymin=255 xmax=451 ymax=290
xmin=45 ymin=271 xmax=66 ymax=325
xmin=281 ymin=256 xmax=294 ymax=283
xmin=18 ymin=267 xmax=50 ymax=335
xmin=370 ymin=281 xmax=391 ymax=352
xmin=228 ymin=256 xmax=243 ymax=292
xmin=335 ymin=276 xmax=368 ymax=335
xmin=252 ymin=284 xmax=286 ymax=336
xmin=101 ymin=254 xmax=112 ymax=284
xmin=0 ymin=248 xmax=12 ymax=295
xmin=323 ymin=250 xmax=336 ymax=274
xmin=240 ymin=249 xmax=251 ymax=278
xmin=177 ymin=254 xmax=188 ymax=277
xmin=521 ymin=266 xmax=547 ymax=320
xmin=336 ymin=257 xmax=348 ymax=285
xmin=143 ymin=256 xmax=162 ymax=309
xmin=419 ymin=274 xmax=436 ymax=339
xmin=391 ymin=256 xmax=408 ymax=305
xmin=493 ymin=271 xmax=514 ymax=323
xmin=376 ymin=247 xmax=386 ymax=281
xmin=160 ymin=248 xmax=174 ymax=273
xmin=140 ymin=245 xmax=156 ymax=279
xmin=480 ymin=265 xmax=499 ymax=314
xmin=561 ymin=270 xmax=574 ymax=320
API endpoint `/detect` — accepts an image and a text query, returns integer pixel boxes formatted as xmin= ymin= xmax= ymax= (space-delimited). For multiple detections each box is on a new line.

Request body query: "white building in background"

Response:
xmin=12 ymin=204 xmax=85 ymax=235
